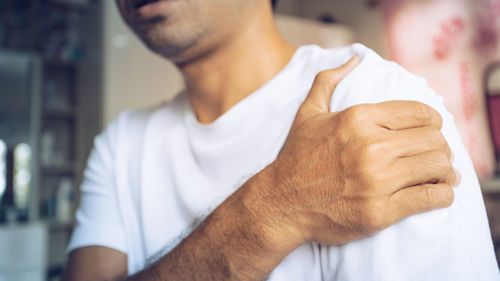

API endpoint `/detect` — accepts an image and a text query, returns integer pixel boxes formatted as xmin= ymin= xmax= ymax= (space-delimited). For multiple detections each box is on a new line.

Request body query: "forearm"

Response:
xmin=125 ymin=166 xmax=304 ymax=281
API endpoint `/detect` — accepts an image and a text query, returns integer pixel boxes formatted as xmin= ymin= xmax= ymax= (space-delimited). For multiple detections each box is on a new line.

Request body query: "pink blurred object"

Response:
xmin=381 ymin=0 xmax=500 ymax=179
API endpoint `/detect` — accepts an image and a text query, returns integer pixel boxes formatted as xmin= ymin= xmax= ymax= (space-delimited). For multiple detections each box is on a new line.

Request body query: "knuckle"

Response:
xmin=433 ymin=150 xmax=450 ymax=168
xmin=412 ymin=102 xmax=442 ymax=127
xmin=424 ymin=186 xmax=434 ymax=205
xmin=348 ymin=104 xmax=366 ymax=119
xmin=423 ymin=103 xmax=442 ymax=127
xmin=439 ymin=137 xmax=449 ymax=154
xmin=412 ymin=101 xmax=432 ymax=118
xmin=351 ymin=153 xmax=383 ymax=186
xmin=314 ymin=70 xmax=335 ymax=86
xmin=414 ymin=186 xmax=435 ymax=209
xmin=432 ymin=110 xmax=444 ymax=128
xmin=442 ymin=186 xmax=455 ymax=206
xmin=364 ymin=139 xmax=385 ymax=157
xmin=422 ymin=150 xmax=451 ymax=171
xmin=424 ymin=185 xmax=454 ymax=209
xmin=431 ymin=129 xmax=446 ymax=147
xmin=342 ymin=105 xmax=368 ymax=128
xmin=445 ymin=167 xmax=457 ymax=184
xmin=356 ymin=138 xmax=384 ymax=166
xmin=314 ymin=70 xmax=329 ymax=81
xmin=355 ymin=166 xmax=373 ymax=187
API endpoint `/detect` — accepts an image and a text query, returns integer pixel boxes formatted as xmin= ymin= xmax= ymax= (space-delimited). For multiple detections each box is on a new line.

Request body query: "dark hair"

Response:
xmin=271 ymin=0 xmax=278 ymax=10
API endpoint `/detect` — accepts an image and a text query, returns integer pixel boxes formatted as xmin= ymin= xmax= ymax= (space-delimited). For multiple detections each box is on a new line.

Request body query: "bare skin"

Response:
xmin=63 ymin=0 xmax=458 ymax=280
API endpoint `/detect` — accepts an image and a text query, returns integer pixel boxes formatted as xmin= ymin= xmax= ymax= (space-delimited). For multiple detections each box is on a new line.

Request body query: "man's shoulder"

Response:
xmin=305 ymin=43 xmax=387 ymax=71
xmin=302 ymin=43 xmax=425 ymax=98
xmin=321 ymin=43 xmax=440 ymax=112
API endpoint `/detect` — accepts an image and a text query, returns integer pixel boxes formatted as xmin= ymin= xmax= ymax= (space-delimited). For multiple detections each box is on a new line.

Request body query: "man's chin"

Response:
xmin=137 ymin=32 xmax=199 ymax=63
xmin=127 ymin=14 xmax=209 ymax=63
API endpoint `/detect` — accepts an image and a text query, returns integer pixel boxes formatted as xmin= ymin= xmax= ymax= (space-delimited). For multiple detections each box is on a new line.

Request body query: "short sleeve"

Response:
xmin=67 ymin=118 xmax=127 ymax=254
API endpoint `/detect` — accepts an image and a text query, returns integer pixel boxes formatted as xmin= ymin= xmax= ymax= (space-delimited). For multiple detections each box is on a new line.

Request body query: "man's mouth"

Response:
xmin=133 ymin=0 xmax=161 ymax=9
xmin=130 ymin=0 xmax=175 ymax=20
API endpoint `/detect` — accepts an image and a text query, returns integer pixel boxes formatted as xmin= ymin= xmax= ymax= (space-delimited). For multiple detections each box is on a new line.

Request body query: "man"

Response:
xmin=63 ymin=0 xmax=499 ymax=280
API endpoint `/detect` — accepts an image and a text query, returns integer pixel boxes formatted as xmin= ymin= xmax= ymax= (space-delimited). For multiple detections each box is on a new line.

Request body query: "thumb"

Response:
xmin=297 ymin=56 xmax=360 ymax=121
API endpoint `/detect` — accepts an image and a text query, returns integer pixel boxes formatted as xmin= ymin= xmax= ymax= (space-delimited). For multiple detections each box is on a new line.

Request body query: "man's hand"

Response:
xmin=262 ymin=56 xmax=457 ymax=246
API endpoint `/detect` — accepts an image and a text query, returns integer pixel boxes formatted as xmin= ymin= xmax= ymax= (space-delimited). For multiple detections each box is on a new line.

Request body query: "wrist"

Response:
xmin=238 ymin=163 xmax=308 ymax=253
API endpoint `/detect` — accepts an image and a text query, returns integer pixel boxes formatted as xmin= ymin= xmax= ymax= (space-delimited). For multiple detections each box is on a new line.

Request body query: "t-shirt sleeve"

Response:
xmin=66 ymin=117 xmax=127 ymax=254
xmin=321 ymin=45 xmax=500 ymax=280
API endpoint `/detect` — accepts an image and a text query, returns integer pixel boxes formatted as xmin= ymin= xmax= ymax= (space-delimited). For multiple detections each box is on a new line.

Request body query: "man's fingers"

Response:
xmin=389 ymin=183 xmax=454 ymax=224
xmin=368 ymin=101 xmax=443 ymax=131
xmin=295 ymin=56 xmax=360 ymax=123
xmin=391 ymin=150 xmax=456 ymax=188
xmin=387 ymin=126 xmax=451 ymax=158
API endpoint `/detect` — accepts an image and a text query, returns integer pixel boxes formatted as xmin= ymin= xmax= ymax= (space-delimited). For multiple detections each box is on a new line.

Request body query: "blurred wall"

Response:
xmin=277 ymin=0 xmax=387 ymax=56
xmin=380 ymin=0 xmax=500 ymax=178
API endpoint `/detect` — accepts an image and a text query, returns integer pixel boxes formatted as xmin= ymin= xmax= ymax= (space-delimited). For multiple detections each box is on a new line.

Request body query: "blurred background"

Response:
xmin=0 ymin=0 xmax=499 ymax=280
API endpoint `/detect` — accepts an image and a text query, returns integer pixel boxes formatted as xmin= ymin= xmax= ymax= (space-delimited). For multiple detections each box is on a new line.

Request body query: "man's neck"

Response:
xmin=178 ymin=12 xmax=296 ymax=124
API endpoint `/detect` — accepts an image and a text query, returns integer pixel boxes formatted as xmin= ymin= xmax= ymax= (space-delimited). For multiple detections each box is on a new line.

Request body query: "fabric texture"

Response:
xmin=68 ymin=43 xmax=500 ymax=280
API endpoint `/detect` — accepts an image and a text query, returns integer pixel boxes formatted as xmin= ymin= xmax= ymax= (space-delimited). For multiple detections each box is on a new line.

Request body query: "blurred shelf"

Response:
xmin=43 ymin=110 xmax=76 ymax=120
xmin=481 ymin=176 xmax=500 ymax=194
xmin=0 ymin=2 xmax=102 ymax=280
xmin=41 ymin=164 xmax=75 ymax=175
xmin=43 ymin=58 xmax=79 ymax=68
xmin=45 ymin=219 xmax=75 ymax=231
xmin=47 ymin=264 xmax=65 ymax=281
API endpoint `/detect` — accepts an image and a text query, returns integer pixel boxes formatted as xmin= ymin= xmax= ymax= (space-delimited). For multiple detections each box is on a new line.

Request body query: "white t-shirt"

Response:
xmin=68 ymin=44 xmax=500 ymax=280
